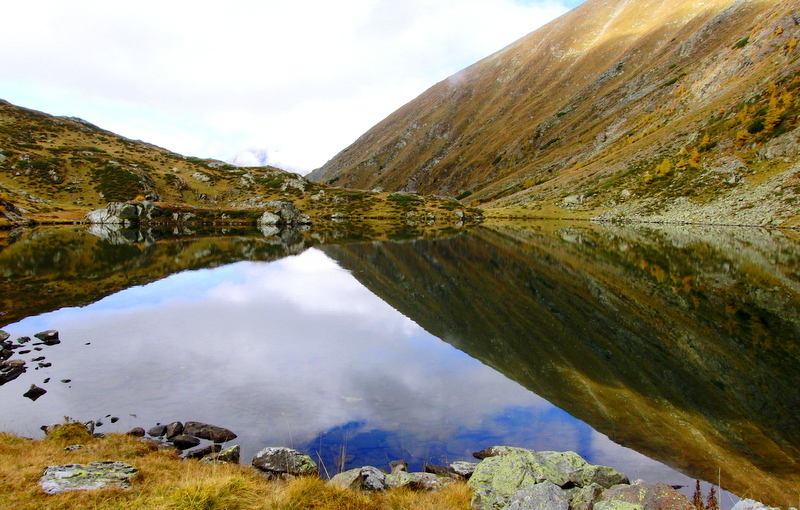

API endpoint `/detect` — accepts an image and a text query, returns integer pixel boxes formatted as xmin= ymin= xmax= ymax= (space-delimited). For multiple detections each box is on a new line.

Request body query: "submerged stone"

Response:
xmin=24 ymin=384 xmax=47 ymax=401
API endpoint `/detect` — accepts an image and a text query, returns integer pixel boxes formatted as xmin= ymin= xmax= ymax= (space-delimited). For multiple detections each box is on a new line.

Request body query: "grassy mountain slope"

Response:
xmin=0 ymin=99 xmax=477 ymax=226
xmin=310 ymin=0 xmax=800 ymax=226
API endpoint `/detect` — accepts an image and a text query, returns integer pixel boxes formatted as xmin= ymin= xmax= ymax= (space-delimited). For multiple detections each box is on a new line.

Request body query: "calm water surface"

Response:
xmin=2 ymin=223 xmax=799 ymax=508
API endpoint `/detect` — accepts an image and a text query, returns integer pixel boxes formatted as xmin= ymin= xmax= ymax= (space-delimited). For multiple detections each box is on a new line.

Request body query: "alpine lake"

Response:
xmin=1 ymin=220 xmax=799 ymax=508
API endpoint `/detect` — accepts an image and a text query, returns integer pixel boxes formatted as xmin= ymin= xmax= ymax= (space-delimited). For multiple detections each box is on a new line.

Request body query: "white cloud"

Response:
xmin=0 ymin=0 xmax=575 ymax=172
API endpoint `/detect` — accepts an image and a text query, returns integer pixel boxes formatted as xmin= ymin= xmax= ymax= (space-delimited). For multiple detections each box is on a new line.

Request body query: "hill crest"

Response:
xmin=310 ymin=0 xmax=800 ymax=226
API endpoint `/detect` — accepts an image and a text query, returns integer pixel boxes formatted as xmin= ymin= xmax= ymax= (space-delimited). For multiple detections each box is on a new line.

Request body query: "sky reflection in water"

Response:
xmin=2 ymin=248 xmax=691 ymax=485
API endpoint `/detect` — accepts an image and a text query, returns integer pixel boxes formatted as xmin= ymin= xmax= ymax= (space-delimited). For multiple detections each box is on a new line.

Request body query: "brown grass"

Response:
xmin=0 ymin=432 xmax=471 ymax=510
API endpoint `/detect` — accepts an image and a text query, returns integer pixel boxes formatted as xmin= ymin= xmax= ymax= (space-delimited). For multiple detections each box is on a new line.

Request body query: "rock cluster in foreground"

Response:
xmin=32 ymin=428 xmax=786 ymax=510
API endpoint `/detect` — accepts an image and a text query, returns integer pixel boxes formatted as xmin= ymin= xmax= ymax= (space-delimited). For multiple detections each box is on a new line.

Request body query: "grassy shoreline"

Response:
xmin=0 ymin=431 xmax=472 ymax=510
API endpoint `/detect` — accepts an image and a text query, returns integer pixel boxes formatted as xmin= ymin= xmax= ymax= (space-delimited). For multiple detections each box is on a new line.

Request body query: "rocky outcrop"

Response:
xmin=257 ymin=201 xmax=312 ymax=226
xmin=596 ymin=483 xmax=693 ymax=510
xmin=506 ymin=481 xmax=569 ymax=510
xmin=468 ymin=447 xmax=628 ymax=510
xmin=85 ymin=201 xmax=164 ymax=226
xmin=251 ymin=447 xmax=318 ymax=479
xmin=38 ymin=461 xmax=137 ymax=494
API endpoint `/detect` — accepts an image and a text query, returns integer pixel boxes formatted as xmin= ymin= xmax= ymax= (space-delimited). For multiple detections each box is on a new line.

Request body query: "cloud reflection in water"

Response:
xmin=2 ymin=248 xmax=684 ymax=482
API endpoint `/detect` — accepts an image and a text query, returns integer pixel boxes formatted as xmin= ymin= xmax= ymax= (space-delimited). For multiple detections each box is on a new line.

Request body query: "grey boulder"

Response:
xmin=507 ymin=481 xmax=570 ymax=510
xmin=182 ymin=421 xmax=237 ymax=443
xmin=39 ymin=461 xmax=137 ymax=494
xmin=251 ymin=447 xmax=317 ymax=479
xmin=330 ymin=466 xmax=387 ymax=492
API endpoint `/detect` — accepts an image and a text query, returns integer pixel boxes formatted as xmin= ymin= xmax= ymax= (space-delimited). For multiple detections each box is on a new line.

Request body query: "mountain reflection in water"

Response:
xmin=322 ymin=223 xmax=800 ymax=508
xmin=1 ymin=223 xmax=799 ymax=507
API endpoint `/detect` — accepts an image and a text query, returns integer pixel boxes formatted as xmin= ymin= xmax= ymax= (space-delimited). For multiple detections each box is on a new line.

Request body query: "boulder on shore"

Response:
xmin=39 ymin=461 xmax=137 ymax=494
xmin=251 ymin=447 xmax=317 ymax=479
xmin=257 ymin=201 xmax=312 ymax=226
xmin=85 ymin=201 xmax=163 ymax=226
xmin=468 ymin=447 xmax=629 ymax=510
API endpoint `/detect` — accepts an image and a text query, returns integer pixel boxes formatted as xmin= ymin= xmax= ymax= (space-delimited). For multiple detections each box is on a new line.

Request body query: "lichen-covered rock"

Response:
xmin=598 ymin=482 xmax=692 ymax=510
xmin=200 ymin=444 xmax=241 ymax=465
xmin=571 ymin=483 xmax=606 ymax=510
xmin=39 ymin=461 xmax=137 ymax=494
xmin=468 ymin=448 xmax=628 ymax=510
xmin=507 ymin=481 xmax=569 ymax=510
xmin=568 ymin=464 xmax=629 ymax=488
xmin=251 ymin=447 xmax=317 ymax=479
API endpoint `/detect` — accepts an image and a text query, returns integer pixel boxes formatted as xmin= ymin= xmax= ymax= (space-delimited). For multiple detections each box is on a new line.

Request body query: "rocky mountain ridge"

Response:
xmin=310 ymin=0 xmax=800 ymax=227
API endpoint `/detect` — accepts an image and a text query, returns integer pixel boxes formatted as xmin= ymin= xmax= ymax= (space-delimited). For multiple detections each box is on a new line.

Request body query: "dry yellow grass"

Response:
xmin=0 ymin=432 xmax=471 ymax=510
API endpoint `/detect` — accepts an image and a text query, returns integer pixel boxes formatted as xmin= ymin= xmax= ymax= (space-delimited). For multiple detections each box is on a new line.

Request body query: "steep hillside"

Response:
xmin=0 ymin=99 xmax=315 ymax=215
xmin=311 ymin=0 xmax=800 ymax=226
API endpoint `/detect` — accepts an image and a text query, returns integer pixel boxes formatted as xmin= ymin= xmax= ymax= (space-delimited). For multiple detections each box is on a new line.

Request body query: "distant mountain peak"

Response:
xmin=227 ymin=148 xmax=271 ymax=167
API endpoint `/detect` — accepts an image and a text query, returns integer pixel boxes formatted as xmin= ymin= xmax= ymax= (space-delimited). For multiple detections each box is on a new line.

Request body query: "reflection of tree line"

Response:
xmin=321 ymin=225 xmax=800 ymax=508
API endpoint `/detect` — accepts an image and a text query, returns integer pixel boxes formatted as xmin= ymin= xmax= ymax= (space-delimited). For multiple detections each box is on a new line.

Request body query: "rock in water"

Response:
xmin=148 ymin=424 xmax=167 ymax=437
xmin=34 ymin=330 xmax=60 ymax=345
xmin=182 ymin=422 xmax=237 ymax=443
xmin=24 ymin=384 xmax=47 ymax=401
xmin=164 ymin=421 xmax=183 ymax=439
xmin=39 ymin=461 xmax=137 ymax=494
xmin=251 ymin=447 xmax=317 ymax=479
xmin=171 ymin=435 xmax=201 ymax=450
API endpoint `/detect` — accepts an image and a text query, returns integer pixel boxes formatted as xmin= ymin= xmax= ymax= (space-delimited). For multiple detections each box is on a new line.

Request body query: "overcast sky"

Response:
xmin=1 ymin=0 xmax=583 ymax=173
